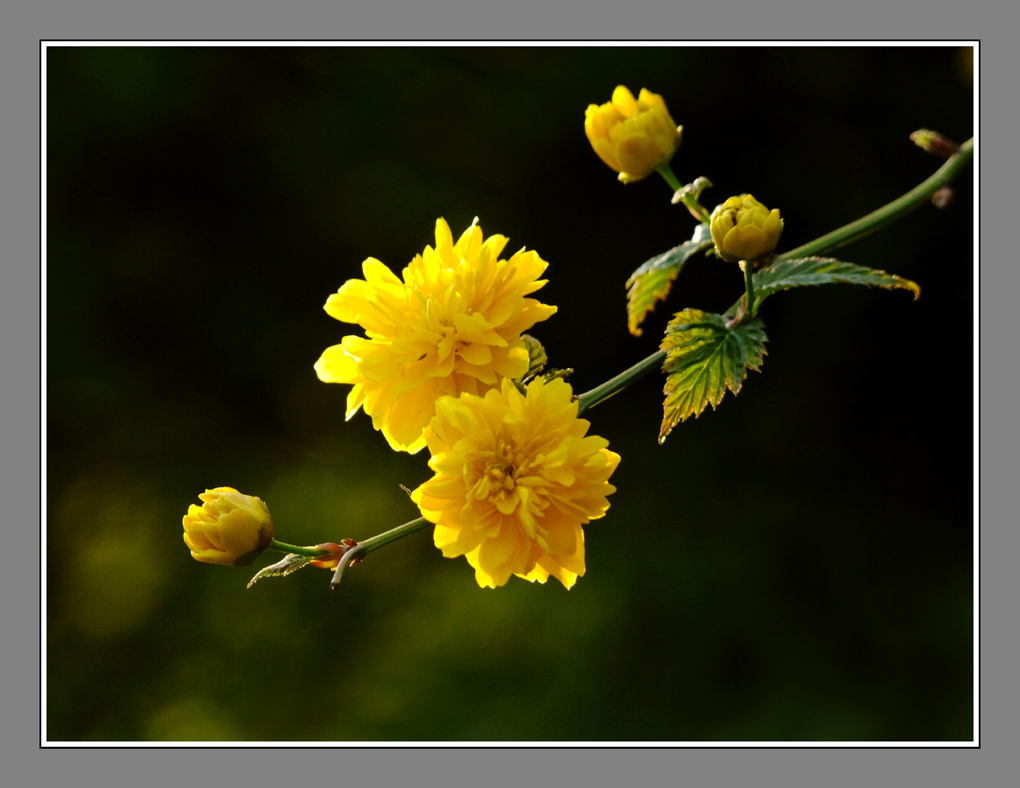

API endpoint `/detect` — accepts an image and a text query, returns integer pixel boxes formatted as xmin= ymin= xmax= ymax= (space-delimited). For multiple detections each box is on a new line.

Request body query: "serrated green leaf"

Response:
xmin=519 ymin=334 xmax=548 ymax=383
xmin=728 ymin=257 xmax=921 ymax=316
xmin=659 ymin=309 xmax=767 ymax=442
xmin=626 ymin=223 xmax=713 ymax=336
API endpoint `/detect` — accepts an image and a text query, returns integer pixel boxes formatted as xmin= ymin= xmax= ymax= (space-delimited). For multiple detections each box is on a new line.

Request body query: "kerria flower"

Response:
xmin=315 ymin=218 xmax=557 ymax=454
xmin=182 ymin=487 xmax=274 ymax=567
xmin=411 ymin=377 xmax=620 ymax=589
xmin=585 ymin=85 xmax=682 ymax=183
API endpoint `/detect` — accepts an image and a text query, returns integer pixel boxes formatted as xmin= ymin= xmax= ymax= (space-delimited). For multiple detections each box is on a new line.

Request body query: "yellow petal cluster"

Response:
xmin=709 ymin=194 xmax=784 ymax=263
xmin=182 ymin=487 xmax=274 ymax=567
xmin=411 ymin=377 xmax=620 ymax=589
xmin=584 ymin=85 xmax=682 ymax=183
xmin=315 ymin=218 xmax=557 ymax=454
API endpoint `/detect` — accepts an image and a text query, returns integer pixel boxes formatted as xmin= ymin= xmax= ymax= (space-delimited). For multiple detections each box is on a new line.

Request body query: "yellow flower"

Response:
xmin=315 ymin=218 xmax=557 ymax=454
xmin=411 ymin=377 xmax=620 ymax=589
xmin=182 ymin=487 xmax=274 ymax=566
xmin=585 ymin=85 xmax=682 ymax=183
xmin=709 ymin=194 xmax=784 ymax=263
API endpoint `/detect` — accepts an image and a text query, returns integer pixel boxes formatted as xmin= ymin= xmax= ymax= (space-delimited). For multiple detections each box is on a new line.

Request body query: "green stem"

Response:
xmin=575 ymin=350 xmax=667 ymax=415
xmin=778 ymin=137 xmax=973 ymax=261
xmin=743 ymin=261 xmax=756 ymax=315
xmin=330 ymin=516 xmax=430 ymax=589
xmin=657 ymin=164 xmax=683 ymax=192
xmin=268 ymin=539 xmax=331 ymax=558
xmin=656 ymin=164 xmax=712 ymax=223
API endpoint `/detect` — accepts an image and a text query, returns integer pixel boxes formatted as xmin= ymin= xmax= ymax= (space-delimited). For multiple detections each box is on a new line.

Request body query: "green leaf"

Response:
xmin=513 ymin=335 xmax=570 ymax=392
xmin=734 ymin=257 xmax=921 ymax=315
xmin=247 ymin=553 xmax=314 ymax=588
xmin=541 ymin=367 xmax=573 ymax=384
xmin=519 ymin=334 xmax=548 ymax=383
xmin=659 ymin=309 xmax=767 ymax=443
xmin=626 ymin=223 xmax=713 ymax=336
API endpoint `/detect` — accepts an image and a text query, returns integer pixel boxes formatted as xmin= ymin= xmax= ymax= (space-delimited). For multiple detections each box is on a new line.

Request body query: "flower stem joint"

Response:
xmin=308 ymin=540 xmax=358 ymax=570
xmin=182 ymin=487 xmax=274 ymax=567
xmin=709 ymin=194 xmax=784 ymax=264
xmin=585 ymin=85 xmax=682 ymax=183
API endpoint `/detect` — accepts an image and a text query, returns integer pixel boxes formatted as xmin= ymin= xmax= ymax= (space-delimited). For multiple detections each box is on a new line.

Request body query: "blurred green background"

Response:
xmin=46 ymin=45 xmax=974 ymax=742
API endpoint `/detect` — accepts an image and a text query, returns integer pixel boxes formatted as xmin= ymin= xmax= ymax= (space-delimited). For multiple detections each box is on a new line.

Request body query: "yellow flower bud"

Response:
xmin=182 ymin=487 xmax=274 ymax=567
xmin=710 ymin=194 xmax=784 ymax=263
xmin=584 ymin=85 xmax=682 ymax=183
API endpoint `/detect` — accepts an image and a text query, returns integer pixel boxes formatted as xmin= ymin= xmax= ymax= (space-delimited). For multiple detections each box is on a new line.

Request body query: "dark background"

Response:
xmin=46 ymin=45 xmax=974 ymax=742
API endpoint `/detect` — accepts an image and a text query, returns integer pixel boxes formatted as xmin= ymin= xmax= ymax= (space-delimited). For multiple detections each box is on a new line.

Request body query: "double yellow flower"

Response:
xmin=412 ymin=377 xmax=620 ymax=589
xmin=314 ymin=218 xmax=557 ymax=454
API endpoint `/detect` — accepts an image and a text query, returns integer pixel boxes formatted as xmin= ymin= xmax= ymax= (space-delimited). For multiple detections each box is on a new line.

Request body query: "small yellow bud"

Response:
xmin=710 ymin=194 xmax=784 ymax=263
xmin=182 ymin=487 xmax=274 ymax=567
xmin=584 ymin=85 xmax=682 ymax=183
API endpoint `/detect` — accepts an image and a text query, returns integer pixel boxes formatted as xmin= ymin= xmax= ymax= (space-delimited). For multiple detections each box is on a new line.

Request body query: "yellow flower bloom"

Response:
xmin=315 ymin=218 xmax=557 ymax=454
xmin=709 ymin=194 xmax=784 ymax=263
xmin=585 ymin=85 xmax=682 ymax=183
xmin=411 ymin=377 xmax=620 ymax=589
xmin=182 ymin=487 xmax=274 ymax=567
